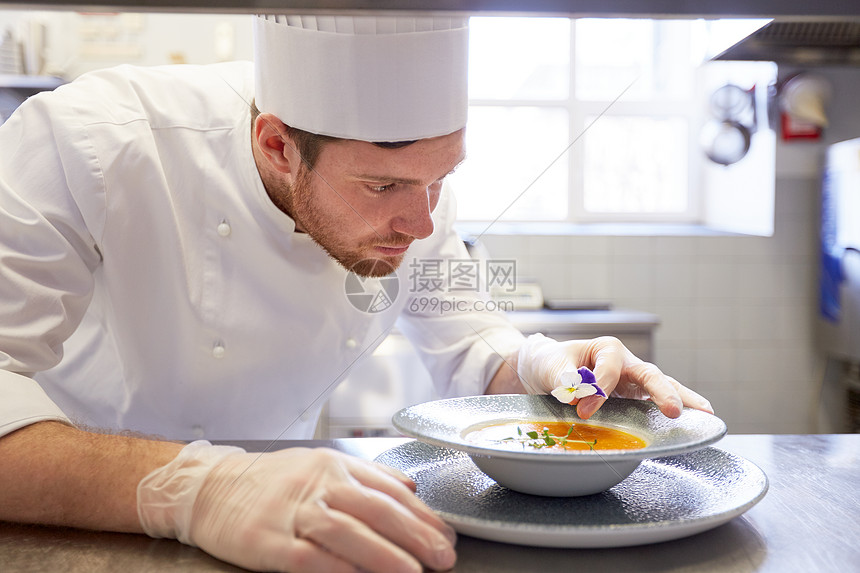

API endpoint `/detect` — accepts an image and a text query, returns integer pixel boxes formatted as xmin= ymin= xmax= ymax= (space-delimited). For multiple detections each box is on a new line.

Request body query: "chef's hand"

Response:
xmin=516 ymin=333 xmax=713 ymax=419
xmin=137 ymin=441 xmax=456 ymax=573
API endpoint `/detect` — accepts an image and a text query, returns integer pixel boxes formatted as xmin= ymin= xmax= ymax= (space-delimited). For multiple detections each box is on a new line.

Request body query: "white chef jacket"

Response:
xmin=0 ymin=62 xmax=525 ymax=440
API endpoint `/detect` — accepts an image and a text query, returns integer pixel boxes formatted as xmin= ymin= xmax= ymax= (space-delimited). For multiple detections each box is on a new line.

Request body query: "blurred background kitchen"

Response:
xmin=2 ymin=7 xmax=858 ymax=437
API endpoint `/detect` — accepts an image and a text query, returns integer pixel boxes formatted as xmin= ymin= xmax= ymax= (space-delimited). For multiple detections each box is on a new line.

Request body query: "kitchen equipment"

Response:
xmin=780 ymin=73 xmax=831 ymax=127
xmin=820 ymin=137 xmax=860 ymax=361
xmin=489 ymin=280 xmax=544 ymax=310
xmin=701 ymin=119 xmax=752 ymax=165
xmin=701 ymin=83 xmax=757 ymax=165
xmin=543 ymin=299 xmax=613 ymax=310
xmin=0 ymin=29 xmax=23 ymax=75
xmin=818 ymin=137 xmax=860 ymax=432
xmin=714 ymin=19 xmax=860 ymax=67
xmin=779 ymin=72 xmax=832 ymax=140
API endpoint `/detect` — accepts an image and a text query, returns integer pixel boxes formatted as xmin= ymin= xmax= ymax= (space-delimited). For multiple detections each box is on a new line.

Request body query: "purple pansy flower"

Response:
xmin=550 ymin=366 xmax=607 ymax=404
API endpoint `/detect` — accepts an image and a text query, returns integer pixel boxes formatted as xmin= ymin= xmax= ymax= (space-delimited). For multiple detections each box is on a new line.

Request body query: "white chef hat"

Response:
xmin=253 ymin=14 xmax=469 ymax=142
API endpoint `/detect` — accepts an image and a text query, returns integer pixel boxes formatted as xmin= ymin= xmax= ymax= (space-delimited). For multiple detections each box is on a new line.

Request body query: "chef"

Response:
xmin=0 ymin=14 xmax=712 ymax=573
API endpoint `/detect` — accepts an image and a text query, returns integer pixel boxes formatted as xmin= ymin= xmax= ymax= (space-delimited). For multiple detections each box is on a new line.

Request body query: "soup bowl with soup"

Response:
xmin=392 ymin=395 xmax=726 ymax=496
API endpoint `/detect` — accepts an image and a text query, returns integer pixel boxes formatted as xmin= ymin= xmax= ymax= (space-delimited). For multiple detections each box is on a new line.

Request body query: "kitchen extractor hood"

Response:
xmin=714 ymin=20 xmax=860 ymax=66
xmin=3 ymin=0 xmax=860 ymax=17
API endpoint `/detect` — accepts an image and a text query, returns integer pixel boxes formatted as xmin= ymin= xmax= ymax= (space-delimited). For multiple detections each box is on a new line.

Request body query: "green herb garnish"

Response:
xmin=499 ymin=425 xmax=597 ymax=450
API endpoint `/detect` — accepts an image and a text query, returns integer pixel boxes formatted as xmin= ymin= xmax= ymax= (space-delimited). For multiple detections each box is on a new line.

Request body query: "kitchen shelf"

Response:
xmin=0 ymin=74 xmax=64 ymax=90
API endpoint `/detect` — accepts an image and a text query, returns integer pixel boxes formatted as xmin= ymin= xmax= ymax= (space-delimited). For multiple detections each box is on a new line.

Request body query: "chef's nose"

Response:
xmin=391 ymin=187 xmax=436 ymax=240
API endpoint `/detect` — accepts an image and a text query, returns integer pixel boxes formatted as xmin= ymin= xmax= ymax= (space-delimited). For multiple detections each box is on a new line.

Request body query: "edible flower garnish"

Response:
xmin=550 ymin=366 xmax=607 ymax=405
xmin=501 ymin=425 xmax=597 ymax=450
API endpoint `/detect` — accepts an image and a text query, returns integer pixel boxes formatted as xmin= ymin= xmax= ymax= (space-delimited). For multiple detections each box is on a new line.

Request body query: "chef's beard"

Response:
xmin=271 ymin=166 xmax=411 ymax=278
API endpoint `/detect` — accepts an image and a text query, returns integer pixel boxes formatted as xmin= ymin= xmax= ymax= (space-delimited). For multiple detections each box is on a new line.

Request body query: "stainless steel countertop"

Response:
xmin=1 ymin=434 xmax=857 ymax=572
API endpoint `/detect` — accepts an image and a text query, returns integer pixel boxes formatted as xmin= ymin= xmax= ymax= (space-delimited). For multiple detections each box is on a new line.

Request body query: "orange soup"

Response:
xmin=466 ymin=421 xmax=647 ymax=451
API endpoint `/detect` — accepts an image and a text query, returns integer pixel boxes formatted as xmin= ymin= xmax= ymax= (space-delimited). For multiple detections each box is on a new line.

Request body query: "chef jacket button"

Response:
xmin=212 ymin=344 xmax=226 ymax=359
xmin=217 ymin=221 xmax=232 ymax=237
xmin=192 ymin=425 xmax=205 ymax=439
xmin=345 ymin=337 xmax=358 ymax=349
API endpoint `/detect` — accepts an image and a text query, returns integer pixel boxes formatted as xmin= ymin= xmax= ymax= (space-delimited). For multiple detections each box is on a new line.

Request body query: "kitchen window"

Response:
xmin=451 ymin=17 xmax=775 ymax=235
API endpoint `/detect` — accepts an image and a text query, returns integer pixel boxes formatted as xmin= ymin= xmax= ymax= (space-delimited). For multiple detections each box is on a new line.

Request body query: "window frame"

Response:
xmin=455 ymin=17 xmax=713 ymax=226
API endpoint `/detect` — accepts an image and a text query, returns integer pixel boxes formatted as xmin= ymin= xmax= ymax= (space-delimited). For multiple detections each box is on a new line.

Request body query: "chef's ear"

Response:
xmin=254 ymin=112 xmax=301 ymax=176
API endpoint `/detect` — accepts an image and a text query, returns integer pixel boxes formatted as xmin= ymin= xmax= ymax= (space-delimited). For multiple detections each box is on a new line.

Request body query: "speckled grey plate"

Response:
xmin=392 ymin=395 xmax=728 ymax=496
xmin=375 ymin=441 xmax=768 ymax=548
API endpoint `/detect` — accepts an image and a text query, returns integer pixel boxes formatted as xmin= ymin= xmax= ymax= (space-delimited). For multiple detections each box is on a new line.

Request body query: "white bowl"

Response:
xmin=392 ymin=395 xmax=727 ymax=497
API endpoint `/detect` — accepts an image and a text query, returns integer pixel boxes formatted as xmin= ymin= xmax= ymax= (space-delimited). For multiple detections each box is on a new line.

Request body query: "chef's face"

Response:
xmin=275 ymin=128 xmax=466 ymax=277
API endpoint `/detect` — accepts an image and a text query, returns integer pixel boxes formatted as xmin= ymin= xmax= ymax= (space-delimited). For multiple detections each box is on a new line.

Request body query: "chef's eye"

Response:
xmin=368 ymin=183 xmax=395 ymax=193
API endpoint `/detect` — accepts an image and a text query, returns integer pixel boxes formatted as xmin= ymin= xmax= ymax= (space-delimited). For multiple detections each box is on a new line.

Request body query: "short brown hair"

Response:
xmin=250 ymin=100 xmax=415 ymax=169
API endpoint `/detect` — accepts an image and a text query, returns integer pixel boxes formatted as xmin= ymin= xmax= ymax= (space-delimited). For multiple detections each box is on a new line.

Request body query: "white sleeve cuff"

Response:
xmin=0 ymin=370 xmax=71 ymax=438
xmin=464 ymin=326 xmax=526 ymax=395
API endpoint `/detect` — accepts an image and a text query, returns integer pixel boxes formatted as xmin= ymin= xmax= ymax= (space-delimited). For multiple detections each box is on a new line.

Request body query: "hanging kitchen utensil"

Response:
xmin=701 ymin=119 xmax=752 ymax=166
xmin=710 ymin=83 xmax=753 ymax=119
xmin=701 ymin=82 xmax=757 ymax=166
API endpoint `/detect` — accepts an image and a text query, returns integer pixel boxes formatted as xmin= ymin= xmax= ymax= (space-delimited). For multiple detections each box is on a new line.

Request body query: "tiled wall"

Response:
xmin=480 ymin=176 xmax=821 ymax=434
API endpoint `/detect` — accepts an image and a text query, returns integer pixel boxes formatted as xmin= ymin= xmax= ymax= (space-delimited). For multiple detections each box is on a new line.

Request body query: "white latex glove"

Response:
xmin=517 ymin=333 xmax=713 ymax=419
xmin=138 ymin=441 xmax=456 ymax=573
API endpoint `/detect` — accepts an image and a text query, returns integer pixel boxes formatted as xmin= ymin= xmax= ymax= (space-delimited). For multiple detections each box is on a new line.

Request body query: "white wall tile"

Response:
xmin=773 ymin=213 xmax=818 ymax=262
xmin=703 ymin=390 xmax=739 ymax=428
xmin=768 ymin=396 xmax=812 ymax=433
xmin=774 ymin=143 xmax=825 ymax=179
xmin=653 ymin=303 xmax=696 ymax=345
xmin=731 ymin=236 xmax=776 ymax=263
xmin=608 ymin=261 xmax=655 ymax=305
xmin=694 ymin=303 xmax=738 ymax=343
xmin=736 ymin=387 xmax=802 ymax=433
xmin=653 ymin=262 xmax=696 ymax=301
xmin=774 ymin=178 xmax=817 ymax=218
xmin=694 ymin=347 xmax=738 ymax=394
xmin=566 ymin=260 xmax=611 ymax=300
xmin=694 ymin=237 xmax=737 ymax=262
xmin=735 ymin=301 xmax=779 ymax=342
xmin=527 ymin=260 xmax=570 ymax=299
xmin=528 ymin=236 xmax=568 ymax=262
xmin=774 ymin=300 xmax=814 ymax=342
xmin=735 ymin=346 xmax=778 ymax=387
xmin=610 ymin=236 xmax=655 ymax=261
xmin=479 ymin=235 xmax=528 ymax=259
xmin=653 ymin=236 xmax=697 ymax=263
xmin=652 ymin=346 xmax=696 ymax=384
xmin=768 ymin=262 xmax=814 ymax=301
xmin=568 ymin=235 xmax=611 ymax=259
xmin=695 ymin=261 xmax=740 ymax=300
xmin=774 ymin=345 xmax=818 ymax=389
xmin=736 ymin=261 xmax=780 ymax=300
